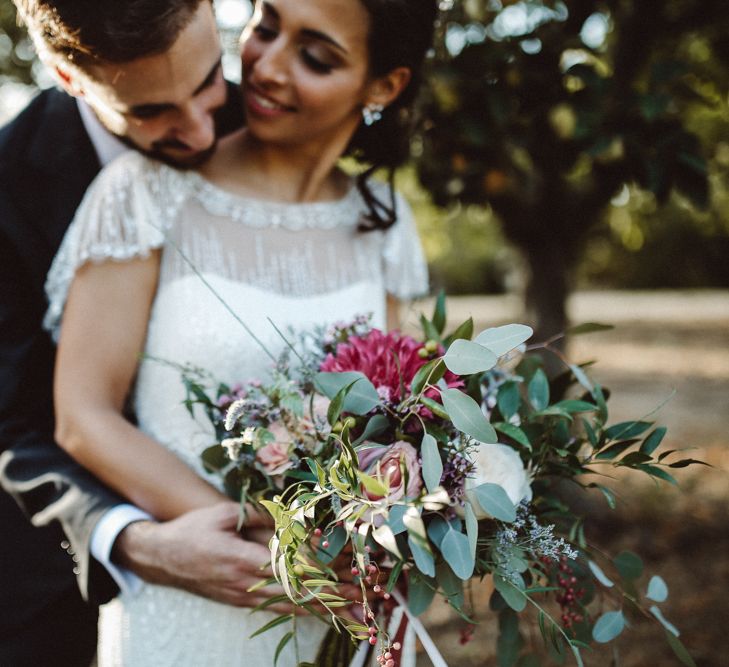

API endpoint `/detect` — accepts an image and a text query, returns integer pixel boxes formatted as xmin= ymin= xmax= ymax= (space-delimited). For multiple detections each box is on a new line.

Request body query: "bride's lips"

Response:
xmin=244 ymin=86 xmax=295 ymax=118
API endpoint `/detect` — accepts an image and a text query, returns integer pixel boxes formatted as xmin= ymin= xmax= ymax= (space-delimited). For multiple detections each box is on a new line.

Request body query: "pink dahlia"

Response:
xmin=319 ymin=329 xmax=461 ymax=405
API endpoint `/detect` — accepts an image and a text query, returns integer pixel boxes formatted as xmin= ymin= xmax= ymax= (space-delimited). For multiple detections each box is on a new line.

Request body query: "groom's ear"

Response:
xmin=54 ymin=65 xmax=85 ymax=98
xmin=365 ymin=66 xmax=412 ymax=110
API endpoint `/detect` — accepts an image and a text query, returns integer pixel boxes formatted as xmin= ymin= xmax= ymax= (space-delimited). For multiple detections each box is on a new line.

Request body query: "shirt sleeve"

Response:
xmin=90 ymin=504 xmax=153 ymax=597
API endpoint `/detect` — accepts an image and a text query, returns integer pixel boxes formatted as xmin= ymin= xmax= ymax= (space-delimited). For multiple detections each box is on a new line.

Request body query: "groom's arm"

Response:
xmin=0 ymin=208 xmax=275 ymax=607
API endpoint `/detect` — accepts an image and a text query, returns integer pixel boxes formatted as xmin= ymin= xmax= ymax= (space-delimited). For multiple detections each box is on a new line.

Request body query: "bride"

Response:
xmin=45 ymin=0 xmax=438 ymax=664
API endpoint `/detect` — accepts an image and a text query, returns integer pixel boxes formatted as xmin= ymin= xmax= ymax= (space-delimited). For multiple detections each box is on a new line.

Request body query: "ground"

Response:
xmin=407 ymin=290 xmax=729 ymax=667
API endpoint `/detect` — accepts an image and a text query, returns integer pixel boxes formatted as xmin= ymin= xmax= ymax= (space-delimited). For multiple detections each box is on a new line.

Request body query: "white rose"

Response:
xmin=464 ymin=442 xmax=532 ymax=519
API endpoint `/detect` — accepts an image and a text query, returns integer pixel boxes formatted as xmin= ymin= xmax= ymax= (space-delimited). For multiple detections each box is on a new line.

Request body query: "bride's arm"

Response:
xmin=54 ymin=252 xmax=227 ymax=521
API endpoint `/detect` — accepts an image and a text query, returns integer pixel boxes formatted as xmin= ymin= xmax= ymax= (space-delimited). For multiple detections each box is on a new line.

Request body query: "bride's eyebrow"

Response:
xmin=126 ymin=58 xmax=222 ymax=118
xmin=262 ymin=1 xmax=348 ymax=54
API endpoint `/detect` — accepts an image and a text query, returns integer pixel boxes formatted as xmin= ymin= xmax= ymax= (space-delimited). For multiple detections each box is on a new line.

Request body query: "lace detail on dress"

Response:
xmin=43 ymin=152 xmax=187 ymax=339
xmin=44 ymin=156 xmax=428 ymax=341
xmin=189 ymin=172 xmax=365 ymax=230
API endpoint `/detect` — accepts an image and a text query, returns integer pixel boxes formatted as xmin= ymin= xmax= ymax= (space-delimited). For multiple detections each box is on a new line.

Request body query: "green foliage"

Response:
xmin=413 ymin=0 xmax=729 ymax=331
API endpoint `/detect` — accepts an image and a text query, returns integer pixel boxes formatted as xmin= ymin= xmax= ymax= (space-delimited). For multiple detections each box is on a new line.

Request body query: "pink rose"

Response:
xmin=256 ymin=423 xmax=294 ymax=476
xmin=359 ymin=441 xmax=423 ymax=502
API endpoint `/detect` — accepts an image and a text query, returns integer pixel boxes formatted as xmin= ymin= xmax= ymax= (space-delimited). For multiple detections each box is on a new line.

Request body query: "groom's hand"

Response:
xmin=112 ymin=502 xmax=290 ymax=609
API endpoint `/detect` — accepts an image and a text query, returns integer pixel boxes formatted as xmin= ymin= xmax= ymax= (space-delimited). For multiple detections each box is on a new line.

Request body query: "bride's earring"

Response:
xmin=362 ymin=103 xmax=384 ymax=126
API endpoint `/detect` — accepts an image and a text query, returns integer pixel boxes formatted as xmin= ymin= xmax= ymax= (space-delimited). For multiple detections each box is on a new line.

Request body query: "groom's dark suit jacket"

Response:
xmin=0 ymin=85 xmax=243 ymax=643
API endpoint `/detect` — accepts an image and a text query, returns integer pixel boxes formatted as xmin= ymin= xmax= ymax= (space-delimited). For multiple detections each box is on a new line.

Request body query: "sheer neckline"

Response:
xmin=187 ymin=169 xmax=359 ymax=210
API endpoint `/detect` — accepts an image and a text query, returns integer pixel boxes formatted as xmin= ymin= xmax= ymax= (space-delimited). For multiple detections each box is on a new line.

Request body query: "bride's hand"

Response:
xmin=113 ymin=502 xmax=292 ymax=610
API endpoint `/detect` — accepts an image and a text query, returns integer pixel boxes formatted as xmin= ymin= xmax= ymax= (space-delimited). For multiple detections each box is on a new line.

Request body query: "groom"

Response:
xmin=0 ymin=1 xmax=280 ymax=664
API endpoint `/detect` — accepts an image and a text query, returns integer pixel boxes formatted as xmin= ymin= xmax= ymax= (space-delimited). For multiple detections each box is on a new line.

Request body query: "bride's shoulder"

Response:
xmin=93 ymin=152 xmax=185 ymax=192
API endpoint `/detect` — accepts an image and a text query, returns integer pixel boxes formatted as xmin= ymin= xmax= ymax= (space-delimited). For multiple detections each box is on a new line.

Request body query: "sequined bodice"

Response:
xmin=45 ymin=151 xmax=426 ymax=666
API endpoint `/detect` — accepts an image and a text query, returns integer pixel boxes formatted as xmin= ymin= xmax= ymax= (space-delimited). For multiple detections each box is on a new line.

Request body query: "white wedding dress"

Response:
xmin=44 ymin=151 xmax=427 ymax=667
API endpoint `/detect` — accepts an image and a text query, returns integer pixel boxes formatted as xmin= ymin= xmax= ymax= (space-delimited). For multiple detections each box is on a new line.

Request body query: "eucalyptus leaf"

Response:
xmin=592 ymin=610 xmax=625 ymax=643
xmin=436 ymin=562 xmax=465 ymax=610
xmin=527 ymin=369 xmax=550 ymax=411
xmin=387 ymin=504 xmax=407 ymax=535
xmin=614 ymin=551 xmax=643 ymax=580
xmin=352 ymin=414 xmax=389 ymax=445
xmin=441 ymin=528 xmax=475 ymax=580
xmin=443 ymin=338 xmax=498 ymax=375
xmin=317 ymin=526 xmax=347 ymax=564
xmin=408 ymin=532 xmax=436 ymax=577
xmin=464 ymin=502 xmax=478 ymax=559
xmin=426 ymin=515 xmax=458 ymax=549
xmin=497 ymin=381 xmax=522 ymax=420
xmin=314 ymin=371 xmax=380 ymax=415
xmin=440 ymin=388 xmax=497 ymax=443
xmin=472 ymin=483 xmax=517 ymax=522
xmin=650 ymin=606 xmax=680 ymax=637
xmin=421 ymin=433 xmax=443 ymax=493
xmin=494 ymin=422 xmax=532 ymax=450
xmin=494 ymin=574 xmax=527 ymax=612
xmin=588 ymin=560 xmax=614 ymax=588
xmin=646 ymin=575 xmax=669 ymax=602
xmin=475 ymin=324 xmax=533 ymax=357
xmin=407 ymin=573 xmax=436 ymax=616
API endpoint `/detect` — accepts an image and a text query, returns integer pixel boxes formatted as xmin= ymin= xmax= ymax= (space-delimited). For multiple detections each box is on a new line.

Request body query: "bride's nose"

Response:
xmin=248 ymin=41 xmax=289 ymax=88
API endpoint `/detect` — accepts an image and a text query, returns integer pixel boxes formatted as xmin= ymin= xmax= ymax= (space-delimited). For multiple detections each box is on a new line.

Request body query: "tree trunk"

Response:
xmin=523 ymin=242 xmax=574 ymax=345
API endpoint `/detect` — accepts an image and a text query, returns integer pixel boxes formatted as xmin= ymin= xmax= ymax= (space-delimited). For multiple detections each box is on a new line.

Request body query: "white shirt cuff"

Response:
xmin=91 ymin=504 xmax=153 ymax=597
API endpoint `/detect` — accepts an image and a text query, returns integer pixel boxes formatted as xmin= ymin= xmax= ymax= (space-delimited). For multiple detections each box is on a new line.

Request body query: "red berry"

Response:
xmin=322 ymin=540 xmax=330 ymax=548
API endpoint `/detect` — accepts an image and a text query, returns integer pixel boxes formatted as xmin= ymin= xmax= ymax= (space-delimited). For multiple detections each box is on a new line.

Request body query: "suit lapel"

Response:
xmin=24 ymin=90 xmax=101 ymax=257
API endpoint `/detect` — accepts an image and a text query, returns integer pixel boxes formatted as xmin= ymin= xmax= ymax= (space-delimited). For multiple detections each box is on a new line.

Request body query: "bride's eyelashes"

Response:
xmin=252 ymin=23 xmax=336 ymax=75
xmin=300 ymin=49 xmax=335 ymax=74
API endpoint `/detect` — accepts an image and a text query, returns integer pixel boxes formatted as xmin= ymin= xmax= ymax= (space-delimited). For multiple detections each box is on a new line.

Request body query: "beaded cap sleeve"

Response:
xmin=43 ymin=152 xmax=184 ymax=337
xmin=44 ymin=152 xmax=429 ymax=341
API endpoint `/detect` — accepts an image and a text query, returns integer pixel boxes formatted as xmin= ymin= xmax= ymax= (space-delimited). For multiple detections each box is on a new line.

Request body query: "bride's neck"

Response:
xmin=207 ymin=130 xmax=350 ymax=203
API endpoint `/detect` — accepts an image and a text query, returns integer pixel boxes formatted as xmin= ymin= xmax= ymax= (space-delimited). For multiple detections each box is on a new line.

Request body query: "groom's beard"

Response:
xmin=115 ymin=133 xmax=218 ymax=170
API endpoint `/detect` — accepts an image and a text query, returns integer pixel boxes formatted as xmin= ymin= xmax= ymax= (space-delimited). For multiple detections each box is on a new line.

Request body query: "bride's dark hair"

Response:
xmin=347 ymin=0 xmax=439 ymax=231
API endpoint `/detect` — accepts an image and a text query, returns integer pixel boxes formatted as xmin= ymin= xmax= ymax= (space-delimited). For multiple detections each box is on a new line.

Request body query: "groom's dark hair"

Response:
xmin=15 ymin=0 xmax=211 ymax=68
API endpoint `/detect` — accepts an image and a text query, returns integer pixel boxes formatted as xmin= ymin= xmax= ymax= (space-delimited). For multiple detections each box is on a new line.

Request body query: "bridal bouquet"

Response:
xmin=183 ymin=300 xmax=699 ymax=667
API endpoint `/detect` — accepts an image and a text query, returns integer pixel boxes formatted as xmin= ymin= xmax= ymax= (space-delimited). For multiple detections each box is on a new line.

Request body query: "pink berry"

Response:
xmin=368 ymin=627 xmax=377 ymax=636
xmin=393 ymin=642 xmax=401 ymax=650
xmin=384 ymin=652 xmax=392 ymax=660
xmin=373 ymin=585 xmax=382 ymax=593
xmin=383 ymin=593 xmax=391 ymax=600
xmin=351 ymin=567 xmax=360 ymax=576
xmin=386 ymin=660 xmax=395 ymax=667
xmin=365 ymin=576 xmax=372 ymax=584
xmin=322 ymin=540 xmax=330 ymax=548
xmin=314 ymin=528 xmax=322 ymax=537
xmin=369 ymin=636 xmax=377 ymax=645
xmin=368 ymin=564 xmax=377 ymax=574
